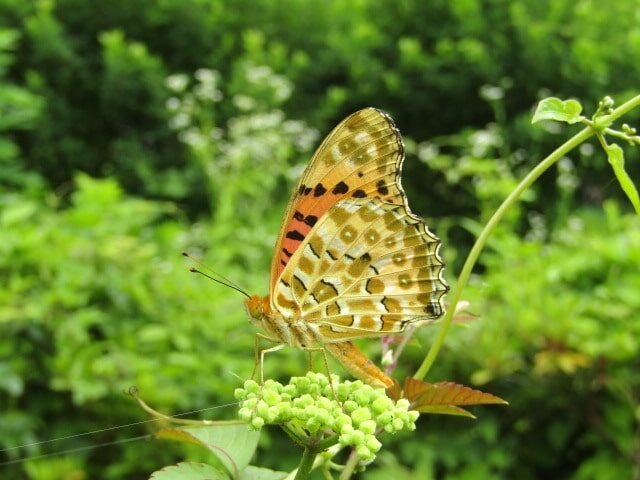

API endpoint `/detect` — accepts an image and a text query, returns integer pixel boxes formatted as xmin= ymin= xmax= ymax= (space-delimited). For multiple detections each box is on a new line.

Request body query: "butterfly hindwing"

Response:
xmin=269 ymin=108 xmax=406 ymax=292
xmin=272 ymin=198 xmax=448 ymax=342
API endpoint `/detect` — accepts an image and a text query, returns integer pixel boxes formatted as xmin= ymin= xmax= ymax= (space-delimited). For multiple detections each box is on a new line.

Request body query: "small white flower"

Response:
xmin=165 ymin=97 xmax=181 ymax=111
xmin=194 ymin=68 xmax=219 ymax=84
xmin=169 ymin=112 xmax=190 ymax=130
xmin=165 ymin=73 xmax=189 ymax=92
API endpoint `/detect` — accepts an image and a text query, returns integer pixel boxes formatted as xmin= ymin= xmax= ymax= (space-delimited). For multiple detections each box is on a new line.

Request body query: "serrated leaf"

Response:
xmin=606 ymin=144 xmax=640 ymax=214
xmin=149 ymin=462 xmax=227 ymax=480
xmin=156 ymin=424 xmax=260 ymax=477
xmin=403 ymin=378 xmax=507 ymax=417
xmin=240 ymin=466 xmax=288 ymax=480
xmin=532 ymin=97 xmax=583 ymax=124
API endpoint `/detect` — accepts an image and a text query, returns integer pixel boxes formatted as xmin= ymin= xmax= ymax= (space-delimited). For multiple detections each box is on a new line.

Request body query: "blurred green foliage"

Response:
xmin=0 ymin=0 xmax=638 ymax=478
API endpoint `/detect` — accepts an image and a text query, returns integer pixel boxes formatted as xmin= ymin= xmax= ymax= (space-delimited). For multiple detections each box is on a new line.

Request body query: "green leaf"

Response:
xmin=157 ymin=424 xmax=260 ymax=477
xmin=149 ymin=462 xmax=228 ymax=480
xmin=532 ymin=97 xmax=583 ymax=124
xmin=239 ymin=466 xmax=288 ymax=480
xmin=606 ymin=144 xmax=640 ymax=214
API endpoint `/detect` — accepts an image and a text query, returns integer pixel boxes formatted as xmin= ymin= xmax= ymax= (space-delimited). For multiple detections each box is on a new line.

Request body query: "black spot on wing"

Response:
xmin=425 ymin=302 xmax=442 ymax=317
xmin=283 ymin=248 xmax=293 ymax=258
xmin=293 ymin=211 xmax=304 ymax=221
xmin=352 ymin=189 xmax=367 ymax=198
xmin=357 ymin=171 xmax=364 ymax=178
xmin=299 ymin=184 xmax=312 ymax=196
xmin=361 ymin=252 xmax=371 ymax=262
xmin=314 ymin=183 xmax=327 ymax=197
xmin=304 ymin=215 xmax=318 ymax=227
xmin=376 ymin=180 xmax=389 ymax=195
xmin=286 ymin=230 xmax=305 ymax=241
xmin=332 ymin=181 xmax=349 ymax=194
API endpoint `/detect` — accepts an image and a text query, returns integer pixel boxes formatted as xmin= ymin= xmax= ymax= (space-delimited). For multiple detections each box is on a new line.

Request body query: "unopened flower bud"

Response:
xmin=359 ymin=420 xmax=377 ymax=435
xmin=351 ymin=407 xmax=372 ymax=425
xmin=251 ymin=417 xmax=265 ymax=429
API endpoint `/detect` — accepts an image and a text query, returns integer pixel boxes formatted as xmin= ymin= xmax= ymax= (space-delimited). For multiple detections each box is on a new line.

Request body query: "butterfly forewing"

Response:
xmin=272 ymin=198 xmax=448 ymax=342
xmin=269 ymin=108 xmax=406 ymax=292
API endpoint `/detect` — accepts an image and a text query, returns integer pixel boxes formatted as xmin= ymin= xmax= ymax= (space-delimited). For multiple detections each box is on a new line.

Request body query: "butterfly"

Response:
xmin=245 ymin=108 xmax=448 ymax=388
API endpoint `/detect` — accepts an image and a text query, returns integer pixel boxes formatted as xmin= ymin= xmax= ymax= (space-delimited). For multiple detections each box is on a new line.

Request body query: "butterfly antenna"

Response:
xmin=188 ymin=267 xmax=251 ymax=298
xmin=182 ymin=252 xmax=250 ymax=298
xmin=181 ymin=252 xmax=247 ymax=292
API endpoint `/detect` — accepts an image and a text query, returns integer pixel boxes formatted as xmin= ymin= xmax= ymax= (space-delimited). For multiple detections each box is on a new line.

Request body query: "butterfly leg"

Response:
xmin=303 ymin=346 xmax=340 ymax=403
xmin=252 ymin=333 xmax=282 ymax=383
xmin=307 ymin=351 xmax=314 ymax=371
xmin=259 ymin=344 xmax=285 ymax=384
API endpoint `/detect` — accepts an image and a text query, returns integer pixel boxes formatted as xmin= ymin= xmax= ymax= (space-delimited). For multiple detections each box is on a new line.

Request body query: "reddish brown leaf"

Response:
xmin=417 ymin=405 xmax=476 ymax=418
xmin=386 ymin=377 xmax=403 ymax=401
xmin=403 ymin=377 xmax=508 ymax=415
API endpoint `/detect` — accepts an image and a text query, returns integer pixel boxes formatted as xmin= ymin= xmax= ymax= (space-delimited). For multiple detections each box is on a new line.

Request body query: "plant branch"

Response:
xmin=414 ymin=93 xmax=640 ymax=380
xmin=338 ymin=449 xmax=360 ymax=480
xmin=294 ymin=447 xmax=318 ymax=480
xmin=281 ymin=424 xmax=308 ymax=447
xmin=316 ymin=435 xmax=340 ymax=451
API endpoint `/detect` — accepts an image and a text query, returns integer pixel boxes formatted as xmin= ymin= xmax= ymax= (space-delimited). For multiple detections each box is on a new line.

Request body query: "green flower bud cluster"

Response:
xmin=234 ymin=372 xmax=419 ymax=463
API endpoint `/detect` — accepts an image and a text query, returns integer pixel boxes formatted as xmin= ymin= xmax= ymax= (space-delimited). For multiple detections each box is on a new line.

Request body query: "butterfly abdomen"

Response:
xmin=324 ymin=341 xmax=394 ymax=389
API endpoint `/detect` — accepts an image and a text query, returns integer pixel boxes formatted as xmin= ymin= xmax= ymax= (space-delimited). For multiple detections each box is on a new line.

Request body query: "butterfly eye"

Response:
xmin=245 ymin=296 xmax=263 ymax=320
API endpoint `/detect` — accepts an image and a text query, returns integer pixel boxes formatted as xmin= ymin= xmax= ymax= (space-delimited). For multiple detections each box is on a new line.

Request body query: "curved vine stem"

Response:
xmin=129 ymin=387 xmax=245 ymax=426
xmin=414 ymin=93 xmax=640 ymax=381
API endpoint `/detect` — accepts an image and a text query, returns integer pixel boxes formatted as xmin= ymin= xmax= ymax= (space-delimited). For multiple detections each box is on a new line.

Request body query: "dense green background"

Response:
xmin=1 ymin=0 xmax=639 ymax=478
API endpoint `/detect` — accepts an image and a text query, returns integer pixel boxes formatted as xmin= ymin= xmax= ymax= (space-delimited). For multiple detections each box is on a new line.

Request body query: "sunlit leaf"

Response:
xmin=403 ymin=377 xmax=507 ymax=418
xmin=149 ymin=462 xmax=227 ymax=480
xmin=532 ymin=97 xmax=583 ymax=124
xmin=157 ymin=424 xmax=260 ymax=477
xmin=156 ymin=428 xmax=206 ymax=447
xmin=606 ymin=144 xmax=640 ymax=214
xmin=240 ymin=466 xmax=288 ymax=480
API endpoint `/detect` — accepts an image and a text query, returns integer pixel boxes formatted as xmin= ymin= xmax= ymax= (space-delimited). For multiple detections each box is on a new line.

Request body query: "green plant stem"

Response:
xmin=414 ymin=93 xmax=640 ymax=381
xmin=316 ymin=435 xmax=340 ymax=451
xmin=294 ymin=447 xmax=318 ymax=480
xmin=282 ymin=424 xmax=307 ymax=447
xmin=338 ymin=450 xmax=360 ymax=480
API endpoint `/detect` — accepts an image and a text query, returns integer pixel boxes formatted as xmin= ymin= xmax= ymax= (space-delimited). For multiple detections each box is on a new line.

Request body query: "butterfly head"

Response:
xmin=245 ymin=295 xmax=270 ymax=324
